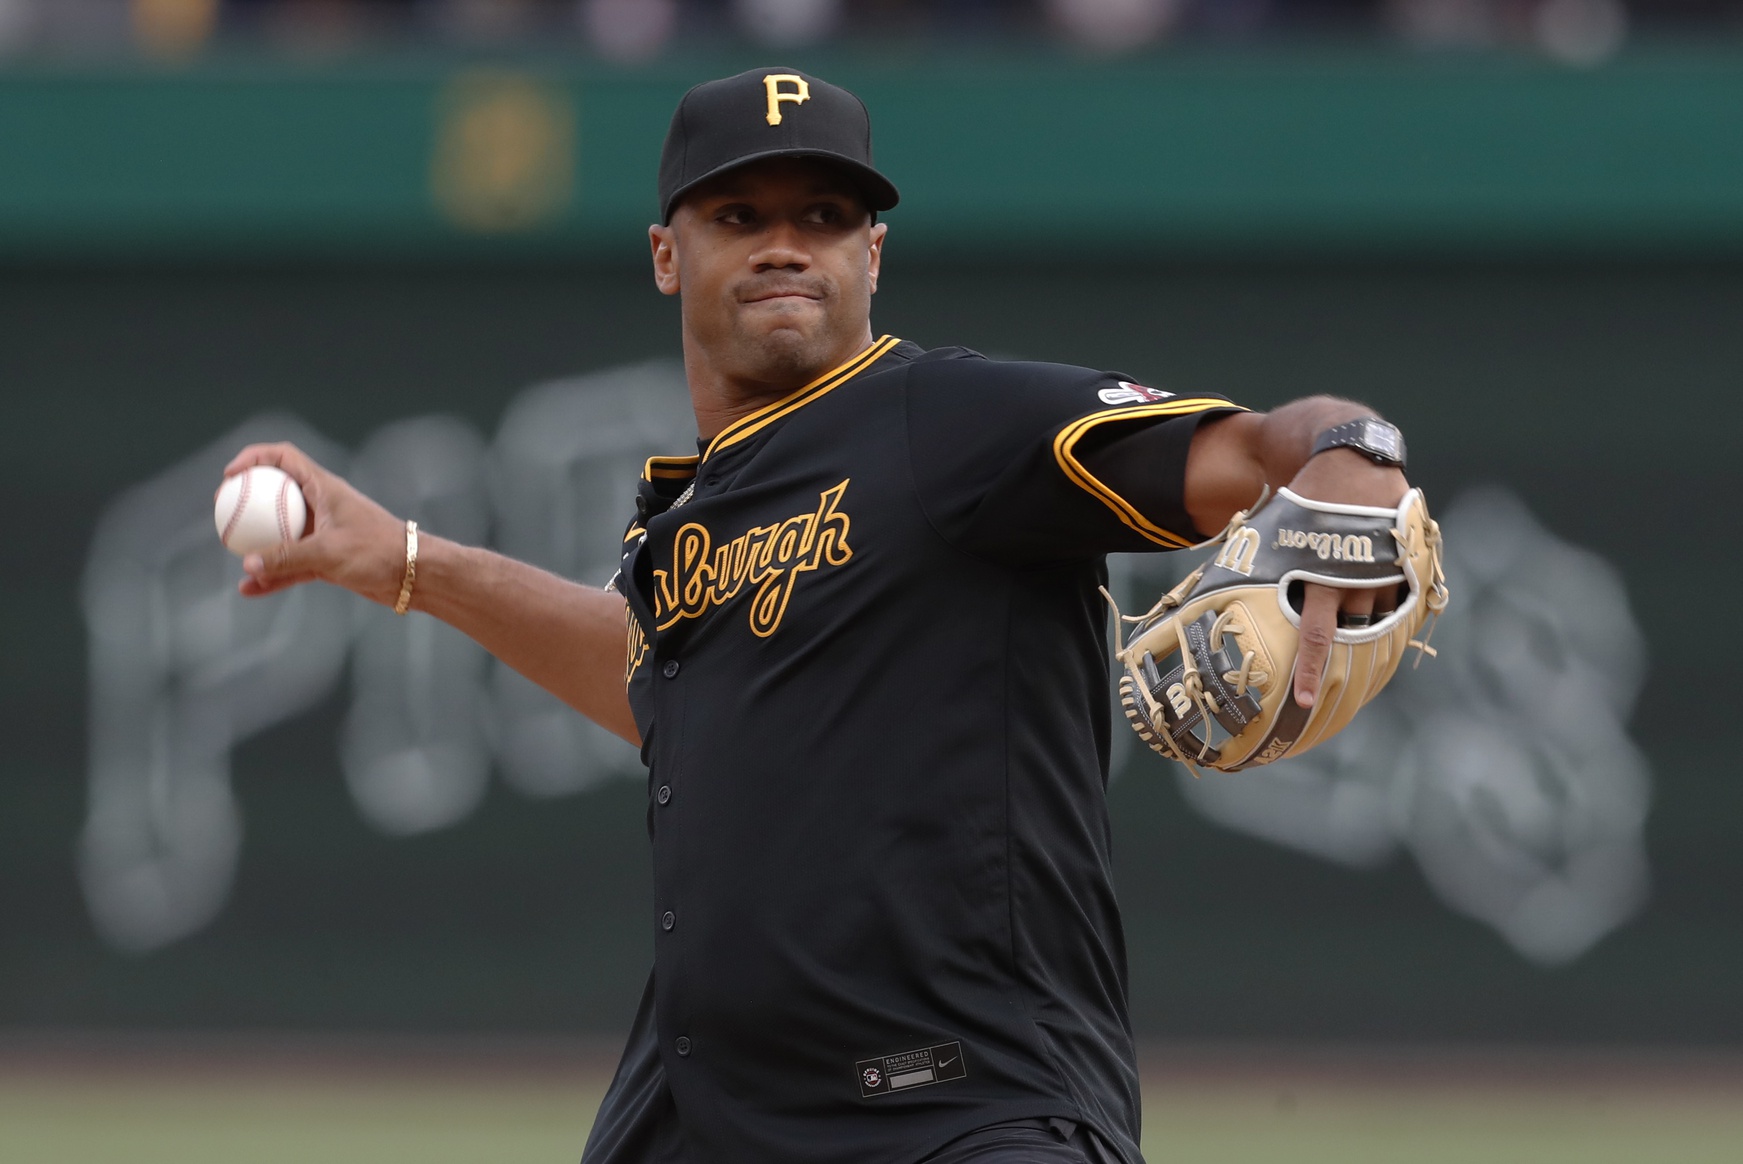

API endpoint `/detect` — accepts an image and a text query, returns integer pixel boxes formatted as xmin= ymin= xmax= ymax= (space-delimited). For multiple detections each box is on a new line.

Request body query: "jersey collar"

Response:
xmin=701 ymin=334 xmax=902 ymax=462
xmin=643 ymin=454 xmax=701 ymax=484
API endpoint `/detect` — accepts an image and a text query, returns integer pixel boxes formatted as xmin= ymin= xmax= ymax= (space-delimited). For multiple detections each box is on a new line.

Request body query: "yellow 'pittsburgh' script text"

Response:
xmin=653 ymin=479 xmax=853 ymax=638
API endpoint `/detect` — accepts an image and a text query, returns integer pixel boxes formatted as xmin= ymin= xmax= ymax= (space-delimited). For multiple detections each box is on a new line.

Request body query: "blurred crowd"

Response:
xmin=0 ymin=0 xmax=1739 ymax=64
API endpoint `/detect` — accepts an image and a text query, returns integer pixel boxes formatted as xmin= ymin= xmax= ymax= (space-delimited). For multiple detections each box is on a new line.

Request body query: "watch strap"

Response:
xmin=1311 ymin=418 xmax=1407 ymax=468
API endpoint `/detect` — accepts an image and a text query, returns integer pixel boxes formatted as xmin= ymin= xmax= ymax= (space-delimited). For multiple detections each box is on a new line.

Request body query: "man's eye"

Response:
xmin=717 ymin=207 xmax=754 ymax=226
xmin=804 ymin=205 xmax=843 ymax=225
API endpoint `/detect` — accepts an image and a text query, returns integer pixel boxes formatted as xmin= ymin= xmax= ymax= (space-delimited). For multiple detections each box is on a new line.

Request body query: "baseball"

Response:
xmin=215 ymin=465 xmax=308 ymax=558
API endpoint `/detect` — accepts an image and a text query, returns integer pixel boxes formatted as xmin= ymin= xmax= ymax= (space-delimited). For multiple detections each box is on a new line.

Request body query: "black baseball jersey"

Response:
xmin=586 ymin=337 xmax=1242 ymax=1164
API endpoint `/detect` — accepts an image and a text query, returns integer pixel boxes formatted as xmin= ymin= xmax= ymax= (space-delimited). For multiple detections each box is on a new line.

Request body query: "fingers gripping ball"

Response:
xmin=1113 ymin=487 xmax=1449 ymax=774
xmin=215 ymin=465 xmax=308 ymax=558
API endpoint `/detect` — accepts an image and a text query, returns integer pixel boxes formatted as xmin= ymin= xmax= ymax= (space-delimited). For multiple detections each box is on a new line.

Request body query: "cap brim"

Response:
xmin=662 ymin=148 xmax=900 ymax=224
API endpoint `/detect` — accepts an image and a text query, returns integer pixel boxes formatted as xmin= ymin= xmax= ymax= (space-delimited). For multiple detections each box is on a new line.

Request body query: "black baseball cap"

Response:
xmin=658 ymin=67 xmax=900 ymax=224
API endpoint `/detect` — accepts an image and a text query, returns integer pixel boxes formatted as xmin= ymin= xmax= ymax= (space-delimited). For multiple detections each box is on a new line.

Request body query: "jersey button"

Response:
xmin=657 ymin=785 xmax=672 ymax=805
xmin=675 ymin=1037 xmax=692 ymax=1057
xmin=662 ymin=660 xmax=680 ymax=679
xmin=661 ymin=910 xmax=675 ymax=931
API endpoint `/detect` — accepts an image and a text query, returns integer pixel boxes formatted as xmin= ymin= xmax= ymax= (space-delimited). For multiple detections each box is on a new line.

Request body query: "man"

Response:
xmin=226 ymin=69 xmax=1410 ymax=1164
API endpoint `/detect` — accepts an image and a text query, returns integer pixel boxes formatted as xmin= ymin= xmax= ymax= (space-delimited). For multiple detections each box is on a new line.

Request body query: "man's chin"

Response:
xmin=740 ymin=303 xmax=822 ymax=340
xmin=735 ymin=321 xmax=831 ymax=383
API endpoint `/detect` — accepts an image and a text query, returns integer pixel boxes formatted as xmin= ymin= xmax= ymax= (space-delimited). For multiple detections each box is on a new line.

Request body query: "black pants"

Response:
xmin=919 ymin=1118 xmax=1122 ymax=1164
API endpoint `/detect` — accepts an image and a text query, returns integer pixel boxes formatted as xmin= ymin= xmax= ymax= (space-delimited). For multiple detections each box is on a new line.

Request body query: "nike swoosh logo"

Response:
xmin=937 ymin=1057 xmax=957 ymax=1068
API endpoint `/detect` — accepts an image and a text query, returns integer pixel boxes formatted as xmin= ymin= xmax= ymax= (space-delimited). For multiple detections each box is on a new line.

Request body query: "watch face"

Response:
xmin=1362 ymin=420 xmax=1401 ymax=460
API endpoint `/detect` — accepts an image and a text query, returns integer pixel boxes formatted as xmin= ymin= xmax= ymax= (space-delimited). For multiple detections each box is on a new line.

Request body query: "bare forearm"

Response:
xmin=1251 ymin=396 xmax=1387 ymax=488
xmin=1185 ymin=395 xmax=1385 ymax=534
xmin=411 ymin=537 xmax=640 ymax=745
xmin=226 ymin=441 xmax=640 ymax=745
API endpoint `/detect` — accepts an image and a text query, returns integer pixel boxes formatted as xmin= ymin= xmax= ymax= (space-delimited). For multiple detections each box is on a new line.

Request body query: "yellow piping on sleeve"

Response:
xmin=1051 ymin=400 xmax=1248 ymax=549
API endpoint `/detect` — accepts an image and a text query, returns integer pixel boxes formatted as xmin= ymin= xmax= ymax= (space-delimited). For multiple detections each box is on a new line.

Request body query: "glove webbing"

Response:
xmin=1122 ymin=611 xmax=1263 ymax=769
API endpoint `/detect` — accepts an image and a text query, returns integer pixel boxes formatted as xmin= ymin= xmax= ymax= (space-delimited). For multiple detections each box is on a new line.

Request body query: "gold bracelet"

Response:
xmin=393 ymin=520 xmax=419 ymax=615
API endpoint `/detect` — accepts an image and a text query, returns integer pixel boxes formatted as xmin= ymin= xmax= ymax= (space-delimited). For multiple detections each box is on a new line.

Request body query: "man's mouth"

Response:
xmin=743 ymin=288 xmax=823 ymax=305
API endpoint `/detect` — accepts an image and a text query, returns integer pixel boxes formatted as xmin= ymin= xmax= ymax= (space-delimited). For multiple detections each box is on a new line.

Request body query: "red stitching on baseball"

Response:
xmin=221 ymin=472 xmax=251 ymax=547
xmin=276 ymin=476 xmax=292 ymax=543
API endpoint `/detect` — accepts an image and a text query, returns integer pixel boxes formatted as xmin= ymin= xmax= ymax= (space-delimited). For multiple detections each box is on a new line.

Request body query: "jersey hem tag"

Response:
xmin=856 ymin=1041 xmax=967 ymax=1098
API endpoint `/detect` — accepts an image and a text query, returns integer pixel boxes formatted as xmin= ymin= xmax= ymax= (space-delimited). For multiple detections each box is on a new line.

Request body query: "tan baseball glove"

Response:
xmin=1113 ymin=487 xmax=1449 ymax=774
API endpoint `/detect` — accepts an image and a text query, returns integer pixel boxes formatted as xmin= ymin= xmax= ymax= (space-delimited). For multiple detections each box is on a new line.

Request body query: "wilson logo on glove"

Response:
xmin=1211 ymin=526 xmax=1261 ymax=576
xmin=1273 ymin=528 xmax=1377 ymax=563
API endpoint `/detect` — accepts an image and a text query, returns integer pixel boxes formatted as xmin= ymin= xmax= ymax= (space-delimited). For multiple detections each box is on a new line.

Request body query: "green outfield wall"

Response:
xmin=4 ymin=50 xmax=1743 ymax=259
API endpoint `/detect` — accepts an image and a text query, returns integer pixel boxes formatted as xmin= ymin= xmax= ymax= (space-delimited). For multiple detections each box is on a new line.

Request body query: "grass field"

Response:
xmin=4 ymin=1038 xmax=1741 ymax=1164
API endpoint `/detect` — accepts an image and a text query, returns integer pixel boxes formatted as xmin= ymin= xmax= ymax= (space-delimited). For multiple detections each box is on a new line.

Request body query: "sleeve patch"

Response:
xmin=1099 ymin=381 xmax=1174 ymax=406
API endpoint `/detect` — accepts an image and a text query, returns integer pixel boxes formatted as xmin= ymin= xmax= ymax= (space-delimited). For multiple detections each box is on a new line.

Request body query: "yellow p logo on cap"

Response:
xmin=763 ymin=74 xmax=810 ymax=126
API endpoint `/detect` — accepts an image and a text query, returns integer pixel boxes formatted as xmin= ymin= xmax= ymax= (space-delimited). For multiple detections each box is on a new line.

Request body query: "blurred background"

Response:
xmin=1 ymin=0 xmax=1738 ymax=64
xmin=4 ymin=2 xmax=1743 ymax=1161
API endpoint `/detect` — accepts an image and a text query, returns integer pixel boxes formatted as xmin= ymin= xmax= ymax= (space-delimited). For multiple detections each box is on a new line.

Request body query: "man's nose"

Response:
xmin=750 ymin=217 xmax=810 ymax=271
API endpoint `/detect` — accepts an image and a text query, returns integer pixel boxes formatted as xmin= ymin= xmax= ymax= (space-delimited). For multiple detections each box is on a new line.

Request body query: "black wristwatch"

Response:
xmin=1311 ymin=417 xmax=1407 ymax=468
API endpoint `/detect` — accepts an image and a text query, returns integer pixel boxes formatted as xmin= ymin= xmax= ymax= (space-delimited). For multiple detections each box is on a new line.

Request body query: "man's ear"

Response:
xmin=867 ymin=222 xmax=888 ymax=295
xmin=650 ymin=223 xmax=680 ymax=297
